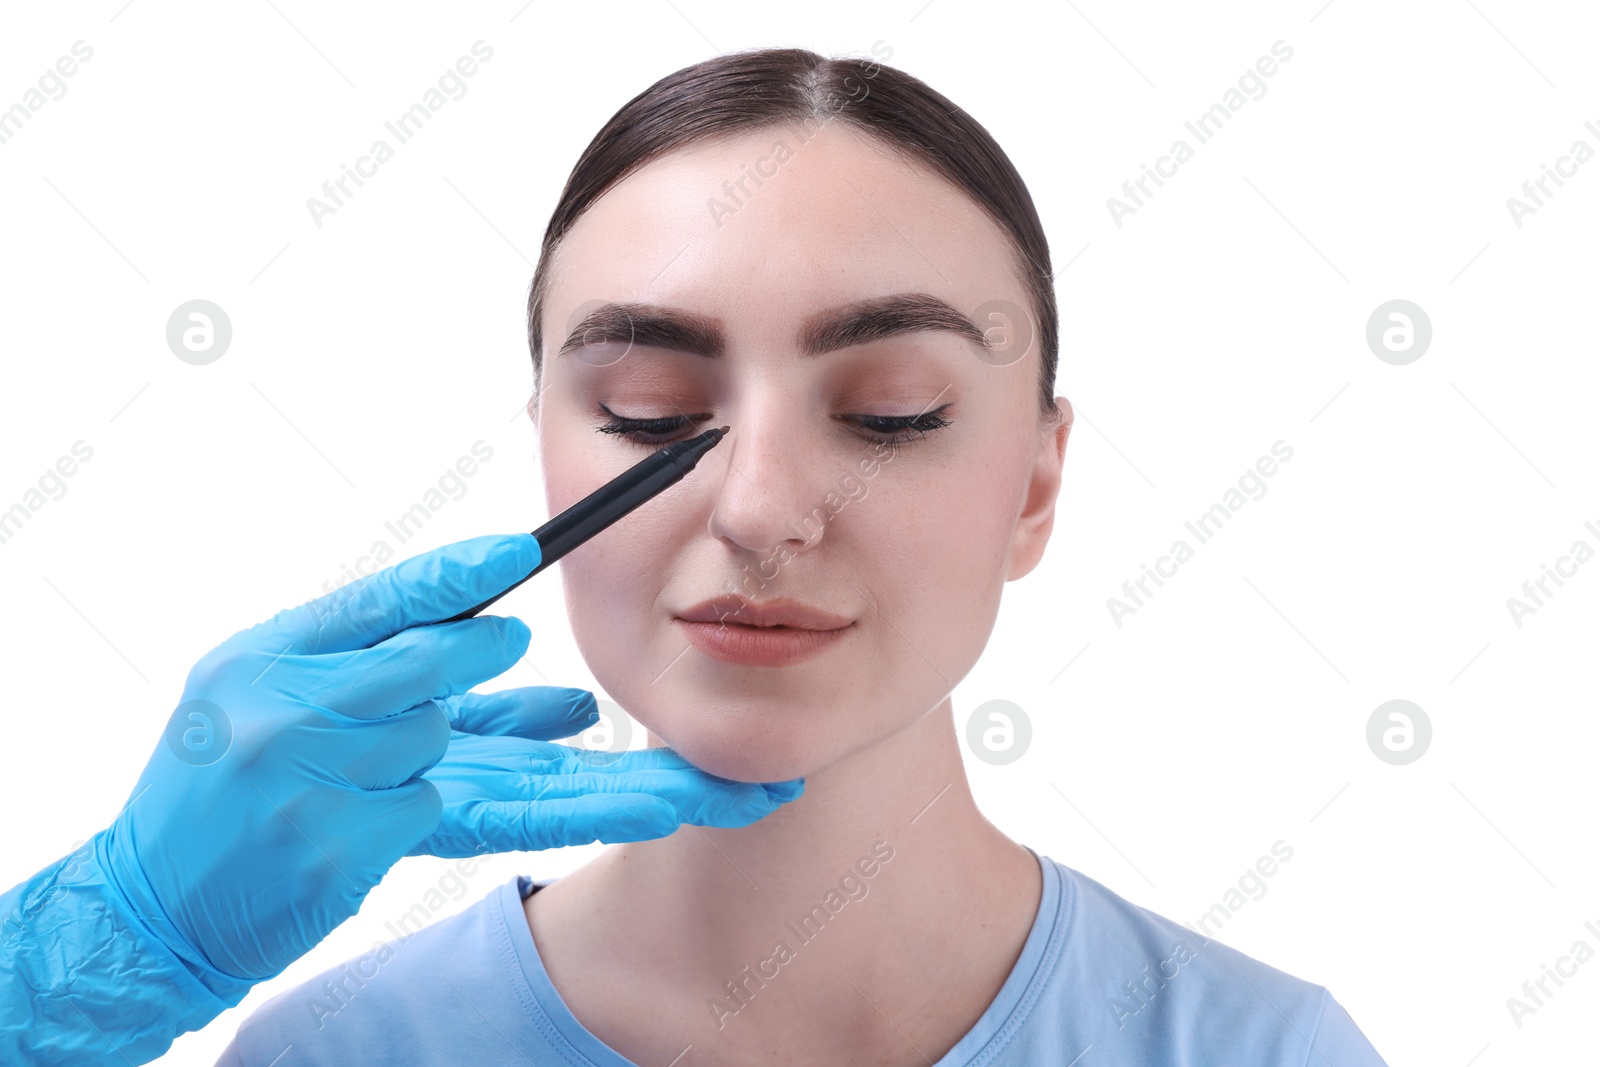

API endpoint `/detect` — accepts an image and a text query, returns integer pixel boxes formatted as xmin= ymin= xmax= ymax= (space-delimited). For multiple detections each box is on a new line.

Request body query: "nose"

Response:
xmin=704 ymin=404 xmax=830 ymax=558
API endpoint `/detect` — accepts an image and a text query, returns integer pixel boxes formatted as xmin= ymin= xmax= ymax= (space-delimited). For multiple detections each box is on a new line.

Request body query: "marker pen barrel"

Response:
xmin=437 ymin=425 xmax=729 ymax=624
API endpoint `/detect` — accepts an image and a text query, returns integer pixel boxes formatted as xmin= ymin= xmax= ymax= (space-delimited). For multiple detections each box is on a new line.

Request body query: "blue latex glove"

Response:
xmin=415 ymin=727 xmax=805 ymax=857
xmin=0 ymin=532 xmax=804 ymax=1066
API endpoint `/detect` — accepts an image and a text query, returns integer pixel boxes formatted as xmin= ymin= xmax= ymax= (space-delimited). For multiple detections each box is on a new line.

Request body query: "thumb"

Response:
xmin=425 ymin=794 xmax=683 ymax=857
xmin=364 ymin=777 xmax=446 ymax=863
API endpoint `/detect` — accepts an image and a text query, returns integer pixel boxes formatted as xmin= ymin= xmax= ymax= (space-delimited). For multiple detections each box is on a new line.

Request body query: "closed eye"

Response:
xmin=594 ymin=403 xmax=952 ymax=450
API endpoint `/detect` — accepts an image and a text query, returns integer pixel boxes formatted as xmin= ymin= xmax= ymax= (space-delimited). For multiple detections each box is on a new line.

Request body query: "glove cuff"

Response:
xmin=92 ymin=824 xmax=260 ymax=1003
xmin=0 ymin=835 xmax=253 ymax=1065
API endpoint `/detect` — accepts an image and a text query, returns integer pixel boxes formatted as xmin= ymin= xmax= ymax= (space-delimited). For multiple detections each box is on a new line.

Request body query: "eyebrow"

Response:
xmin=556 ymin=292 xmax=992 ymax=360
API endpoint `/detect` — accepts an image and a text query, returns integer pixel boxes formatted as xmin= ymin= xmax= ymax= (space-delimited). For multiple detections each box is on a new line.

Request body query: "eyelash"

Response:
xmin=594 ymin=403 xmax=953 ymax=450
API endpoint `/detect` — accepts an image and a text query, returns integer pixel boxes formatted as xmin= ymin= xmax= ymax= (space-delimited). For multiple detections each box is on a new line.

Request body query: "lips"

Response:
xmin=676 ymin=594 xmax=853 ymax=632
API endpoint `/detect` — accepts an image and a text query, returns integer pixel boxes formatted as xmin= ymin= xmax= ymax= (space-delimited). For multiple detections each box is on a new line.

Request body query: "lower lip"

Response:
xmin=675 ymin=618 xmax=851 ymax=667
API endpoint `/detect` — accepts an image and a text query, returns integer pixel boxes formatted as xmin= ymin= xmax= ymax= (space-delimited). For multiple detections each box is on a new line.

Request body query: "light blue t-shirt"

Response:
xmin=218 ymin=848 xmax=1388 ymax=1065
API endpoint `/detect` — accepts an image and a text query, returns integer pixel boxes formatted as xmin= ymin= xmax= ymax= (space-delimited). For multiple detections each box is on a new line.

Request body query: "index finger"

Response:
xmin=263 ymin=533 xmax=541 ymax=654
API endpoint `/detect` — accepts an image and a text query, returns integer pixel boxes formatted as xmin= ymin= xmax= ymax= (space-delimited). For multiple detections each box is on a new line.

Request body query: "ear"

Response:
xmin=1005 ymin=397 xmax=1072 ymax=582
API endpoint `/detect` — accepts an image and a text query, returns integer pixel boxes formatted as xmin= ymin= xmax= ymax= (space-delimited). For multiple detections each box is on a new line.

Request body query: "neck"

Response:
xmin=525 ymin=697 xmax=1043 ymax=1059
xmin=627 ymin=695 xmax=1016 ymax=904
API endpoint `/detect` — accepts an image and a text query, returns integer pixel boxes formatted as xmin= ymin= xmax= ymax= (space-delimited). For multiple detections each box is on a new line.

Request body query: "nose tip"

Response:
xmin=702 ymin=419 xmax=822 ymax=555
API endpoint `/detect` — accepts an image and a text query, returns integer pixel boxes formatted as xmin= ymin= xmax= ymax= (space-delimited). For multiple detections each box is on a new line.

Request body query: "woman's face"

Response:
xmin=535 ymin=122 xmax=1069 ymax=783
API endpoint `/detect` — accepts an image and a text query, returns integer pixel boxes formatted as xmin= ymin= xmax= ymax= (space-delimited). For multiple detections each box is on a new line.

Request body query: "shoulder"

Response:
xmin=1026 ymin=856 xmax=1387 ymax=1065
xmin=217 ymin=876 xmax=537 ymax=1067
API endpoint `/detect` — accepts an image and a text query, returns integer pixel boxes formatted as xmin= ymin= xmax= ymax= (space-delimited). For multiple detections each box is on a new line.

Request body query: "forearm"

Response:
xmin=0 ymin=835 xmax=254 ymax=1066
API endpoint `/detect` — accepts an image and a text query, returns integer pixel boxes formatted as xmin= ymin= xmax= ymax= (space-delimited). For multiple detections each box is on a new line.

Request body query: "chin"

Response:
xmin=646 ymin=712 xmax=818 ymax=784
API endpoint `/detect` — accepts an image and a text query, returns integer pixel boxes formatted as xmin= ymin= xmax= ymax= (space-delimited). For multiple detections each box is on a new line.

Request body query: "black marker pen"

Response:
xmin=439 ymin=425 xmax=729 ymax=624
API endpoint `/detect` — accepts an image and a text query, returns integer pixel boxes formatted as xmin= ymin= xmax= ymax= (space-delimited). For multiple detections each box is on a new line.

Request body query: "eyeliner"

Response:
xmin=440 ymin=424 xmax=730 ymax=624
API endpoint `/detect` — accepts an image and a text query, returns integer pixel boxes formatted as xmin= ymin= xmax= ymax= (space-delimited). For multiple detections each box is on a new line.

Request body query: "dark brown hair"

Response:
xmin=526 ymin=46 xmax=1059 ymax=418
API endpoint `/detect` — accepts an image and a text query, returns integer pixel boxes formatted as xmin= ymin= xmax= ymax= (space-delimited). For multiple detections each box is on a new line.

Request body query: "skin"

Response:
xmin=524 ymin=120 xmax=1073 ymax=1066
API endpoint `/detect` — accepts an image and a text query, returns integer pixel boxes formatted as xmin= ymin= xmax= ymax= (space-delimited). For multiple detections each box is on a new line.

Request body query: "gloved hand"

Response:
xmin=93 ymin=530 xmax=803 ymax=979
xmin=414 ymin=721 xmax=805 ymax=858
xmin=1 ymin=532 xmax=804 ymax=1065
xmin=89 ymin=533 xmax=549 ymax=984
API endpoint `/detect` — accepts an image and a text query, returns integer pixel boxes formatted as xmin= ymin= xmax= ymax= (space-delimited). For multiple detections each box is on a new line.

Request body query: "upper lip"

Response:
xmin=677 ymin=594 xmax=853 ymax=631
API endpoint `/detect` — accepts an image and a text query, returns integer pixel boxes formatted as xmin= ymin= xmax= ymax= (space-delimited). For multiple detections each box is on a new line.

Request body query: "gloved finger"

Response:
xmin=425 ymin=735 xmax=804 ymax=805
xmin=416 ymin=747 xmax=804 ymax=858
xmin=260 ymin=533 xmax=541 ymax=656
xmin=513 ymin=761 xmax=800 ymax=826
xmin=410 ymin=793 xmax=686 ymax=857
xmin=339 ymin=699 xmax=453 ymax=790
xmin=314 ymin=616 xmax=532 ymax=720
xmin=542 ymin=743 xmax=807 ymax=803
xmin=439 ymin=686 xmax=600 ymax=740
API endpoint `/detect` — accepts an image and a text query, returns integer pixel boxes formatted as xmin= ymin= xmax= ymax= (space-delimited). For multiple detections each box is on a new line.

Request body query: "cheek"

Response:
xmin=874 ymin=439 xmax=1020 ymax=597
xmin=797 ymin=452 xmax=1016 ymax=721
xmin=556 ymin=510 xmax=675 ymax=649
xmin=559 ymin=553 xmax=635 ymax=693
xmin=877 ymin=442 xmax=1025 ymax=673
xmin=542 ymin=432 xmax=658 ymax=684
xmin=555 ymin=528 xmax=679 ymax=759
xmin=895 ymin=494 xmax=1007 ymax=662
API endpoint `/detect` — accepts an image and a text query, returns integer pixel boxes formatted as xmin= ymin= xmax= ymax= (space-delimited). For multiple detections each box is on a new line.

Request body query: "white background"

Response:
xmin=2 ymin=1 xmax=1597 ymax=1064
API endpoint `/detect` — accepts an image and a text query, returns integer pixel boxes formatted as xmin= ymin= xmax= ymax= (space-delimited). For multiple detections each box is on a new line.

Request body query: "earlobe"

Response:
xmin=1004 ymin=397 xmax=1072 ymax=582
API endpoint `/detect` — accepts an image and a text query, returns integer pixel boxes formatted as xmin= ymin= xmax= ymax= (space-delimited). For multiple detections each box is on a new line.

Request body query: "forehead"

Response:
xmin=545 ymin=123 xmax=1025 ymax=345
